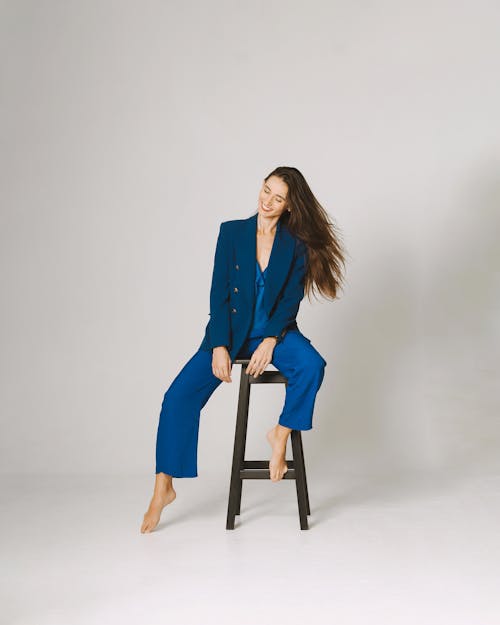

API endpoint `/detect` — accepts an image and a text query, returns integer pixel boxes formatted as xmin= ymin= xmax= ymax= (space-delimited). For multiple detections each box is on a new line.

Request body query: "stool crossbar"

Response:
xmin=226 ymin=358 xmax=311 ymax=530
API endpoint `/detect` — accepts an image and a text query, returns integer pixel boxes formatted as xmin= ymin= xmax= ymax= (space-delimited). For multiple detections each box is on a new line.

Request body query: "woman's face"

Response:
xmin=257 ymin=175 xmax=289 ymax=219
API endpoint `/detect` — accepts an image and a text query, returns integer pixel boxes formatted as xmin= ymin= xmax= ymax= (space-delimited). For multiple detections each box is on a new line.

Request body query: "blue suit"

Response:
xmin=155 ymin=212 xmax=327 ymax=477
xmin=198 ymin=212 xmax=309 ymax=361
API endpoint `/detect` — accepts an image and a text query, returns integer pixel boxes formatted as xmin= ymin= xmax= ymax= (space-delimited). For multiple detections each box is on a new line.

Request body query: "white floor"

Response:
xmin=2 ymin=469 xmax=499 ymax=625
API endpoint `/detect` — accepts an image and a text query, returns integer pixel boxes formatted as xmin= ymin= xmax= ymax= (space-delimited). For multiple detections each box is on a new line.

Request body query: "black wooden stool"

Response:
xmin=226 ymin=358 xmax=311 ymax=530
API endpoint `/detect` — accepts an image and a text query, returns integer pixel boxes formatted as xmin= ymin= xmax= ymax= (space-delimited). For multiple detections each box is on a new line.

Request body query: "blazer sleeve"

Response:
xmin=261 ymin=237 xmax=307 ymax=344
xmin=207 ymin=222 xmax=231 ymax=349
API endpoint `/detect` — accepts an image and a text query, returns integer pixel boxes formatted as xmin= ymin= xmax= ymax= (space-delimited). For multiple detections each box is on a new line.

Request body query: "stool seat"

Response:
xmin=226 ymin=358 xmax=311 ymax=530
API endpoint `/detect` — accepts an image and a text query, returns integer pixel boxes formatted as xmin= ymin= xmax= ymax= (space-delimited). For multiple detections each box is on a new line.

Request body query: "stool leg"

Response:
xmin=295 ymin=430 xmax=310 ymax=515
xmin=235 ymin=374 xmax=250 ymax=515
xmin=226 ymin=366 xmax=251 ymax=530
xmin=290 ymin=430 xmax=309 ymax=530
xmin=235 ymin=480 xmax=243 ymax=516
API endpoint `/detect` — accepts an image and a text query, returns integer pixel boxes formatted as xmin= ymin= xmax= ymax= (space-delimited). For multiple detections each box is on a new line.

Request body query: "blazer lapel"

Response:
xmin=238 ymin=212 xmax=295 ymax=316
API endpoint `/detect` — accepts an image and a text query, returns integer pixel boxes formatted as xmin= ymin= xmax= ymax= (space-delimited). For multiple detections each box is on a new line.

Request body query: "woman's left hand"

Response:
xmin=245 ymin=337 xmax=277 ymax=377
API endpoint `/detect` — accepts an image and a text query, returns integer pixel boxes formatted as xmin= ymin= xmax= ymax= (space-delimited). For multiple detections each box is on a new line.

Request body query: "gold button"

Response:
xmin=233 ymin=287 xmax=238 ymax=293
xmin=232 ymin=308 xmax=237 ymax=313
xmin=235 ymin=264 xmax=239 ymax=270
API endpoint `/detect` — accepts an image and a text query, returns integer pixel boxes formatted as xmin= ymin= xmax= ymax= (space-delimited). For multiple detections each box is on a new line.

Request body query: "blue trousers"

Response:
xmin=155 ymin=330 xmax=327 ymax=477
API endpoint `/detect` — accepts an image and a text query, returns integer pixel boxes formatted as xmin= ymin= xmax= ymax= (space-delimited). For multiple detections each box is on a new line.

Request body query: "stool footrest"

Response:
xmin=240 ymin=459 xmax=297 ymax=480
xmin=243 ymin=460 xmax=296 ymax=469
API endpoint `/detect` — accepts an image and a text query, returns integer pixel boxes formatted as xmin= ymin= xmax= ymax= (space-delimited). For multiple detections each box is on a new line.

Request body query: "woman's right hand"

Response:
xmin=212 ymin=346 xmax=232 ymax=382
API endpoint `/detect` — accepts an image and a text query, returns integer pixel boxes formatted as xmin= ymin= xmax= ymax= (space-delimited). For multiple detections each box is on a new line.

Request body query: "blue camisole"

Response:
xmin=247 ymin=260 xmax=270 ymax=339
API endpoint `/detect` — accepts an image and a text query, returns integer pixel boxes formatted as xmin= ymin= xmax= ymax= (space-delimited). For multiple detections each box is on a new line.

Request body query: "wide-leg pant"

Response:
xmin=155 ymin=329 xmax=327 ymax=477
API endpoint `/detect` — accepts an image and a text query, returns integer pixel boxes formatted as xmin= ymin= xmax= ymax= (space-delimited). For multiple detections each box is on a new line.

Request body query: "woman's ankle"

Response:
xmin=155 ymin=472 xmax=173 ymax=491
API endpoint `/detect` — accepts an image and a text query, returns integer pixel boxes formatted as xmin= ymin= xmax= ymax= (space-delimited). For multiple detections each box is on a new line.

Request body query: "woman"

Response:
xmin=141 ymin=166 xmax=346 ymax=533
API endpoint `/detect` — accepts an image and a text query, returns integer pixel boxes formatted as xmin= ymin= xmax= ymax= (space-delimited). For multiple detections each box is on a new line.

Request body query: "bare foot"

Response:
xmin=141 ymin=484 xmax=176 ymax=533
xmin=266 ymin=425 xmax=290 ymax=482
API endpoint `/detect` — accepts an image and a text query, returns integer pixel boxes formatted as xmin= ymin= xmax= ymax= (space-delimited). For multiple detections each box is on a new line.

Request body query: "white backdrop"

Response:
xmin=1 ymin=0 xmax=499 ymax=480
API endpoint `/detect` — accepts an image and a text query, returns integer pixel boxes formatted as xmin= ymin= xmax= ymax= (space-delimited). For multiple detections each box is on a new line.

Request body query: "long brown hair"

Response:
xmin=265 ymin=166 xmax=347 ymax=301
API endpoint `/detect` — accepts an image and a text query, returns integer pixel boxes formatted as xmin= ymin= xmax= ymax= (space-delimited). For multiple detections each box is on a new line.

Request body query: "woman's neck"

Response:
xmin=257 ymin=215 xmax=278 ymax=235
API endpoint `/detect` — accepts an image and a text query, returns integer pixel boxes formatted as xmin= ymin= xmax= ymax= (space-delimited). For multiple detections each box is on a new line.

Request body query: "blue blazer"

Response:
xmin=198 ymin=212 xmax=310 ymax=362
